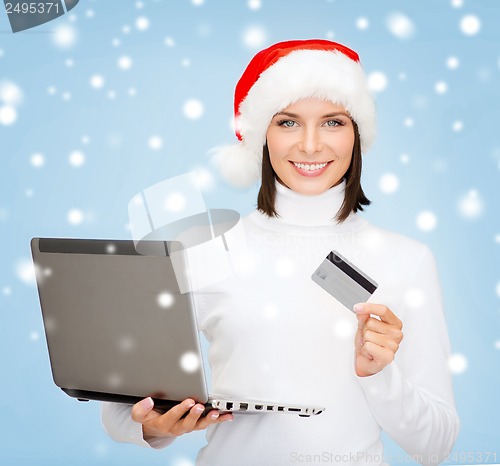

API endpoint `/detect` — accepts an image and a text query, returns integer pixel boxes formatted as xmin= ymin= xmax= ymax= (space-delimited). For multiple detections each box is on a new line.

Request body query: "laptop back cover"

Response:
xmin=31 ymin=237 xmax=209 ymax=405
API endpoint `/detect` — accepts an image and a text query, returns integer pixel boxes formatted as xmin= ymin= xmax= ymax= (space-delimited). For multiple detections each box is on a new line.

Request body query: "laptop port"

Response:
xmin=288 ymin=408 xmax=301 ymax=412
xmin=255 ymin=405 xmax=263 ymax=410
xmin=239 ymin=403 xmax=248 ymax=411
xmin=226 ymin=402 xmax=233 ymax=410
xmin=266 ymin=405 xmax=274 ymax=411
xmin=278 ymin=406 xmax=284 ymax=412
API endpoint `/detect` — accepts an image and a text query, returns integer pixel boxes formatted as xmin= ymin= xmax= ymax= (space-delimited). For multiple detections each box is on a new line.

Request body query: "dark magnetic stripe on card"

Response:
xmin=326 ymin=252 xmax=377 ymax=294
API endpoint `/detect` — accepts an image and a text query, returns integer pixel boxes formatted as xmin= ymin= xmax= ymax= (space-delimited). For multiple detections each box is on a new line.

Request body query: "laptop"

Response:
xmin=31 ymin=237 xmax=324 ymax=417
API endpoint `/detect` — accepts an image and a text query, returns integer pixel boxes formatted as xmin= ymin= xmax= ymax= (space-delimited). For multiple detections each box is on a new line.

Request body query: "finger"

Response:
xmin=355 ymin=312 xmax=370 ymax=330
xmin=363 ymin=317 xmax=404 ymax=343
xmin=159 ymin=398 xmax=196 ymax=423
xmin=354 ymin=303 xmax=402 ymax=327
xmin=194 ymin=409 xmax=235 ymax=430
xmin=173 ymin=403 xmax=206 ymax=435
xmin=362 ymin=341 xmax=396 ymax=367
xmin=216 ymin=412 xmax=234 ymax=423
xmin=131 ymin=397 xmax=160 ymax=424
xmin=194 ymin=409 xmax=221 ymax=430
xmin=362 ymin=329 xmax=400 ymax=352
xmin=152 ymin=399 xmax=196 ymax=435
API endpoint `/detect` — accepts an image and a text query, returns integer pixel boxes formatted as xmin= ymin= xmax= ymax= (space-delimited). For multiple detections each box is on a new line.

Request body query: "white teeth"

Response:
xmin=293 ymin=162 xmax=328 ymax=171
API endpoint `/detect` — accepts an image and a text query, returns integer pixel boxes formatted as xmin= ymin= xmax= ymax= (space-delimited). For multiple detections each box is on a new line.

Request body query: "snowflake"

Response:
xmin=446 ymin=56 xmax=460 ymax=69
xmin=367 ymin=71 xmax=388 ymax=92
xmin=90 ymin=74 xmax=105 ymax=89
xmin=135 ymin=17 xmax=150 ymax=31
xmin=180 ymin=352 xmax=200 ymax=373
xmin=158 ymin=292 xmax=175 ymax=308
xmin=404 ymin=117 xmax=414 ymax=128
xmin=248 ymin=0 xmax=262 ymax=10
xmin=172 ymin=458 xmax=195 ymax=466
xmin=378 ymin=173 xmax=399 ymax=194
xmin=148 ymin=136 xmax=163 ymax=150
xmin=435 ymin=81 xmax=448 ymax=94
xmin=333 ymin=319 xmax=355 ymax=339
xmin=194 ymin=168 xmax=215 ymax=190
xmin=448 ymin=353 xmax=467 ymax=374
xmin=356 ymin=17 xmax=369 ymax=30
xmin=67 ymin=209 xmax=84 ymax=225
xmin=457 ymin=190 xmax=484 ymax=219
xmin=183 ymin=99 xmax=204 ymax=120
xmin=0 ymin=105 xmax=17 ymax=125
xmin=386 ymin=12 xmax=415 ymax=39
xmin=400 ymin=153 xmax=410 ymax=164
xmin=69 ymin=151 xmax=85 ymax=167
xmin=0 ymin=80 xmax=23 ymax=105
xmin=416 ymin=211 xmax=437 ymax=232
xmin=404 ymin=288 xmax=426 ymax=309
xmin=15 ymin=259 xmax=36 ymax=285
xmin=460 ymin=15 xmax=481 ymax=36
xmin=243 ymin=26 xmax=267 ymax=49
xmin=164 ymin=192 xmax=187 ymax=212
xmin=52 ymin=24 xmax=78 ymax=49
xmin=118 ymin=56 xmax=132 ymax=70
xmin=31 ymin=153 xmax=45 ymax=168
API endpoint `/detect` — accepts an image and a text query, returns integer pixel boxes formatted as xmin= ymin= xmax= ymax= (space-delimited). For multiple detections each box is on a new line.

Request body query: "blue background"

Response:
xmin=0 ymin=0 xmax=499 ymax=465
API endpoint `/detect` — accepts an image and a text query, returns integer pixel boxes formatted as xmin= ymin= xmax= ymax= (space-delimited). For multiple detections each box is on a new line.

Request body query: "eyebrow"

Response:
xmin=274 ymin=111 xmax=350 ymax=119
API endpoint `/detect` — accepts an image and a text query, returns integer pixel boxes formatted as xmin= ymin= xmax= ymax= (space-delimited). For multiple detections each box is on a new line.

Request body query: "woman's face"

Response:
xmin=266 ymin=98 xmax=355 ymax=196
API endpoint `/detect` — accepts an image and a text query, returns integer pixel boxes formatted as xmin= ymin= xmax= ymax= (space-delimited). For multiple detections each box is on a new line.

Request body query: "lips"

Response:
xmin=290 ymin=160 xmax=333 ymax=177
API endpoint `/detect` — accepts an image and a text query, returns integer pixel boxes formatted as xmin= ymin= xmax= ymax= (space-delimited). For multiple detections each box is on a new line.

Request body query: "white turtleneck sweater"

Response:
xmin=102 ymin=180 xmax=459 ymax=465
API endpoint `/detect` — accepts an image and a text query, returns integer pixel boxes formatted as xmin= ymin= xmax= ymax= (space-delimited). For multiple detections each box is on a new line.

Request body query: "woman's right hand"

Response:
xmin=131 ymin=397 xmax=234 ymax=441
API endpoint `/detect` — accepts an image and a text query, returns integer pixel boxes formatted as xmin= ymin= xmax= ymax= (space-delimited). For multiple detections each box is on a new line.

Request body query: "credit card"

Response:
xmin=311 ymin=251 xmax=378 ymax=312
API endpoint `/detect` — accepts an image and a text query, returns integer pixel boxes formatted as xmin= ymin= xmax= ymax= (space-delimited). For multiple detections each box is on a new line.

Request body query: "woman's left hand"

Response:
xmin=353 ymin=303 xmax=403 ymax=377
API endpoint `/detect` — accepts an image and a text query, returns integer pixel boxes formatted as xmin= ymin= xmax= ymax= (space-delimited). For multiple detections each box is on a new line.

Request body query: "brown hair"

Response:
xmin=257 ymin=120 xmax=371 ymax=223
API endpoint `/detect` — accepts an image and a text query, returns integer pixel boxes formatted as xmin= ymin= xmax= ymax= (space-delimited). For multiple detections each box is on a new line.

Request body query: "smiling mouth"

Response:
xmin=291 ymin=161 xmax=332 ymax=171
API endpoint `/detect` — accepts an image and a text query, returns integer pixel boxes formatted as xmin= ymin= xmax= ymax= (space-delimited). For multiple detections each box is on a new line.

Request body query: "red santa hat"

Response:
xmin=212 ymin=39 xmax=377 ymax=187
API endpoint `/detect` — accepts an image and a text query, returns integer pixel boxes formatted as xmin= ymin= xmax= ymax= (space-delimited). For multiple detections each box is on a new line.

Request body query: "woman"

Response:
xmin=102 ymin=39 xmax=460 ymax=465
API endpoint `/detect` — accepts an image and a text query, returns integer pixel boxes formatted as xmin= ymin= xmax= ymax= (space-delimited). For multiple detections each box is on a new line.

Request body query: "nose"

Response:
xmin=297 ymin=127 xmax=323 ymax=156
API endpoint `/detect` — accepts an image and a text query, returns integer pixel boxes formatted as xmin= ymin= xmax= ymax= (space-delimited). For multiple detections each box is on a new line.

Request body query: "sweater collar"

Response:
xmin=249 ymin=179 xmax=367 ymax=233
xmin=275 ymin=179 xmax=346 ymax=226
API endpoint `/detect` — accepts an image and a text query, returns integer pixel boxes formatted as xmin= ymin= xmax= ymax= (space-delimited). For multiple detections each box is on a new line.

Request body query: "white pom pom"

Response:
xmin=210 ymin=142 xmax=262 ymax=188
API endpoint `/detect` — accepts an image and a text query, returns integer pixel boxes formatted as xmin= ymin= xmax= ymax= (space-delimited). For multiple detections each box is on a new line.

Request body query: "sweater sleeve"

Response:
xmin=356 ymin=246 xmax=460 ymax=466
xmin=101 ymin=402 xmax=175 ymax=449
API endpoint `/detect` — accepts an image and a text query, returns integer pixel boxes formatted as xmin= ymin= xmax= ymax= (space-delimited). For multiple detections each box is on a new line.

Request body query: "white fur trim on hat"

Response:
xmin=211 ymin=143 xmax=262 ymax=188
xmin=212 ymin=49 xmax=376 ymax=188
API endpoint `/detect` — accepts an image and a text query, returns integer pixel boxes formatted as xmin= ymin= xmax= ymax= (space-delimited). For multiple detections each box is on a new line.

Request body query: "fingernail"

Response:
xmin=142 ymin=397 xmax=154 ymax=411
xmin=210 ymin=412 xmax=219 ymax=419
xmin=226 ymin=415 xmax=234 ymax=421
xmin=186 ymin=399 xmax=195 ymax=408
xmin=353 ymin=304 xmax=363 ymax=313
xmin=195 ymin=406 xmax=204 ymax=414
